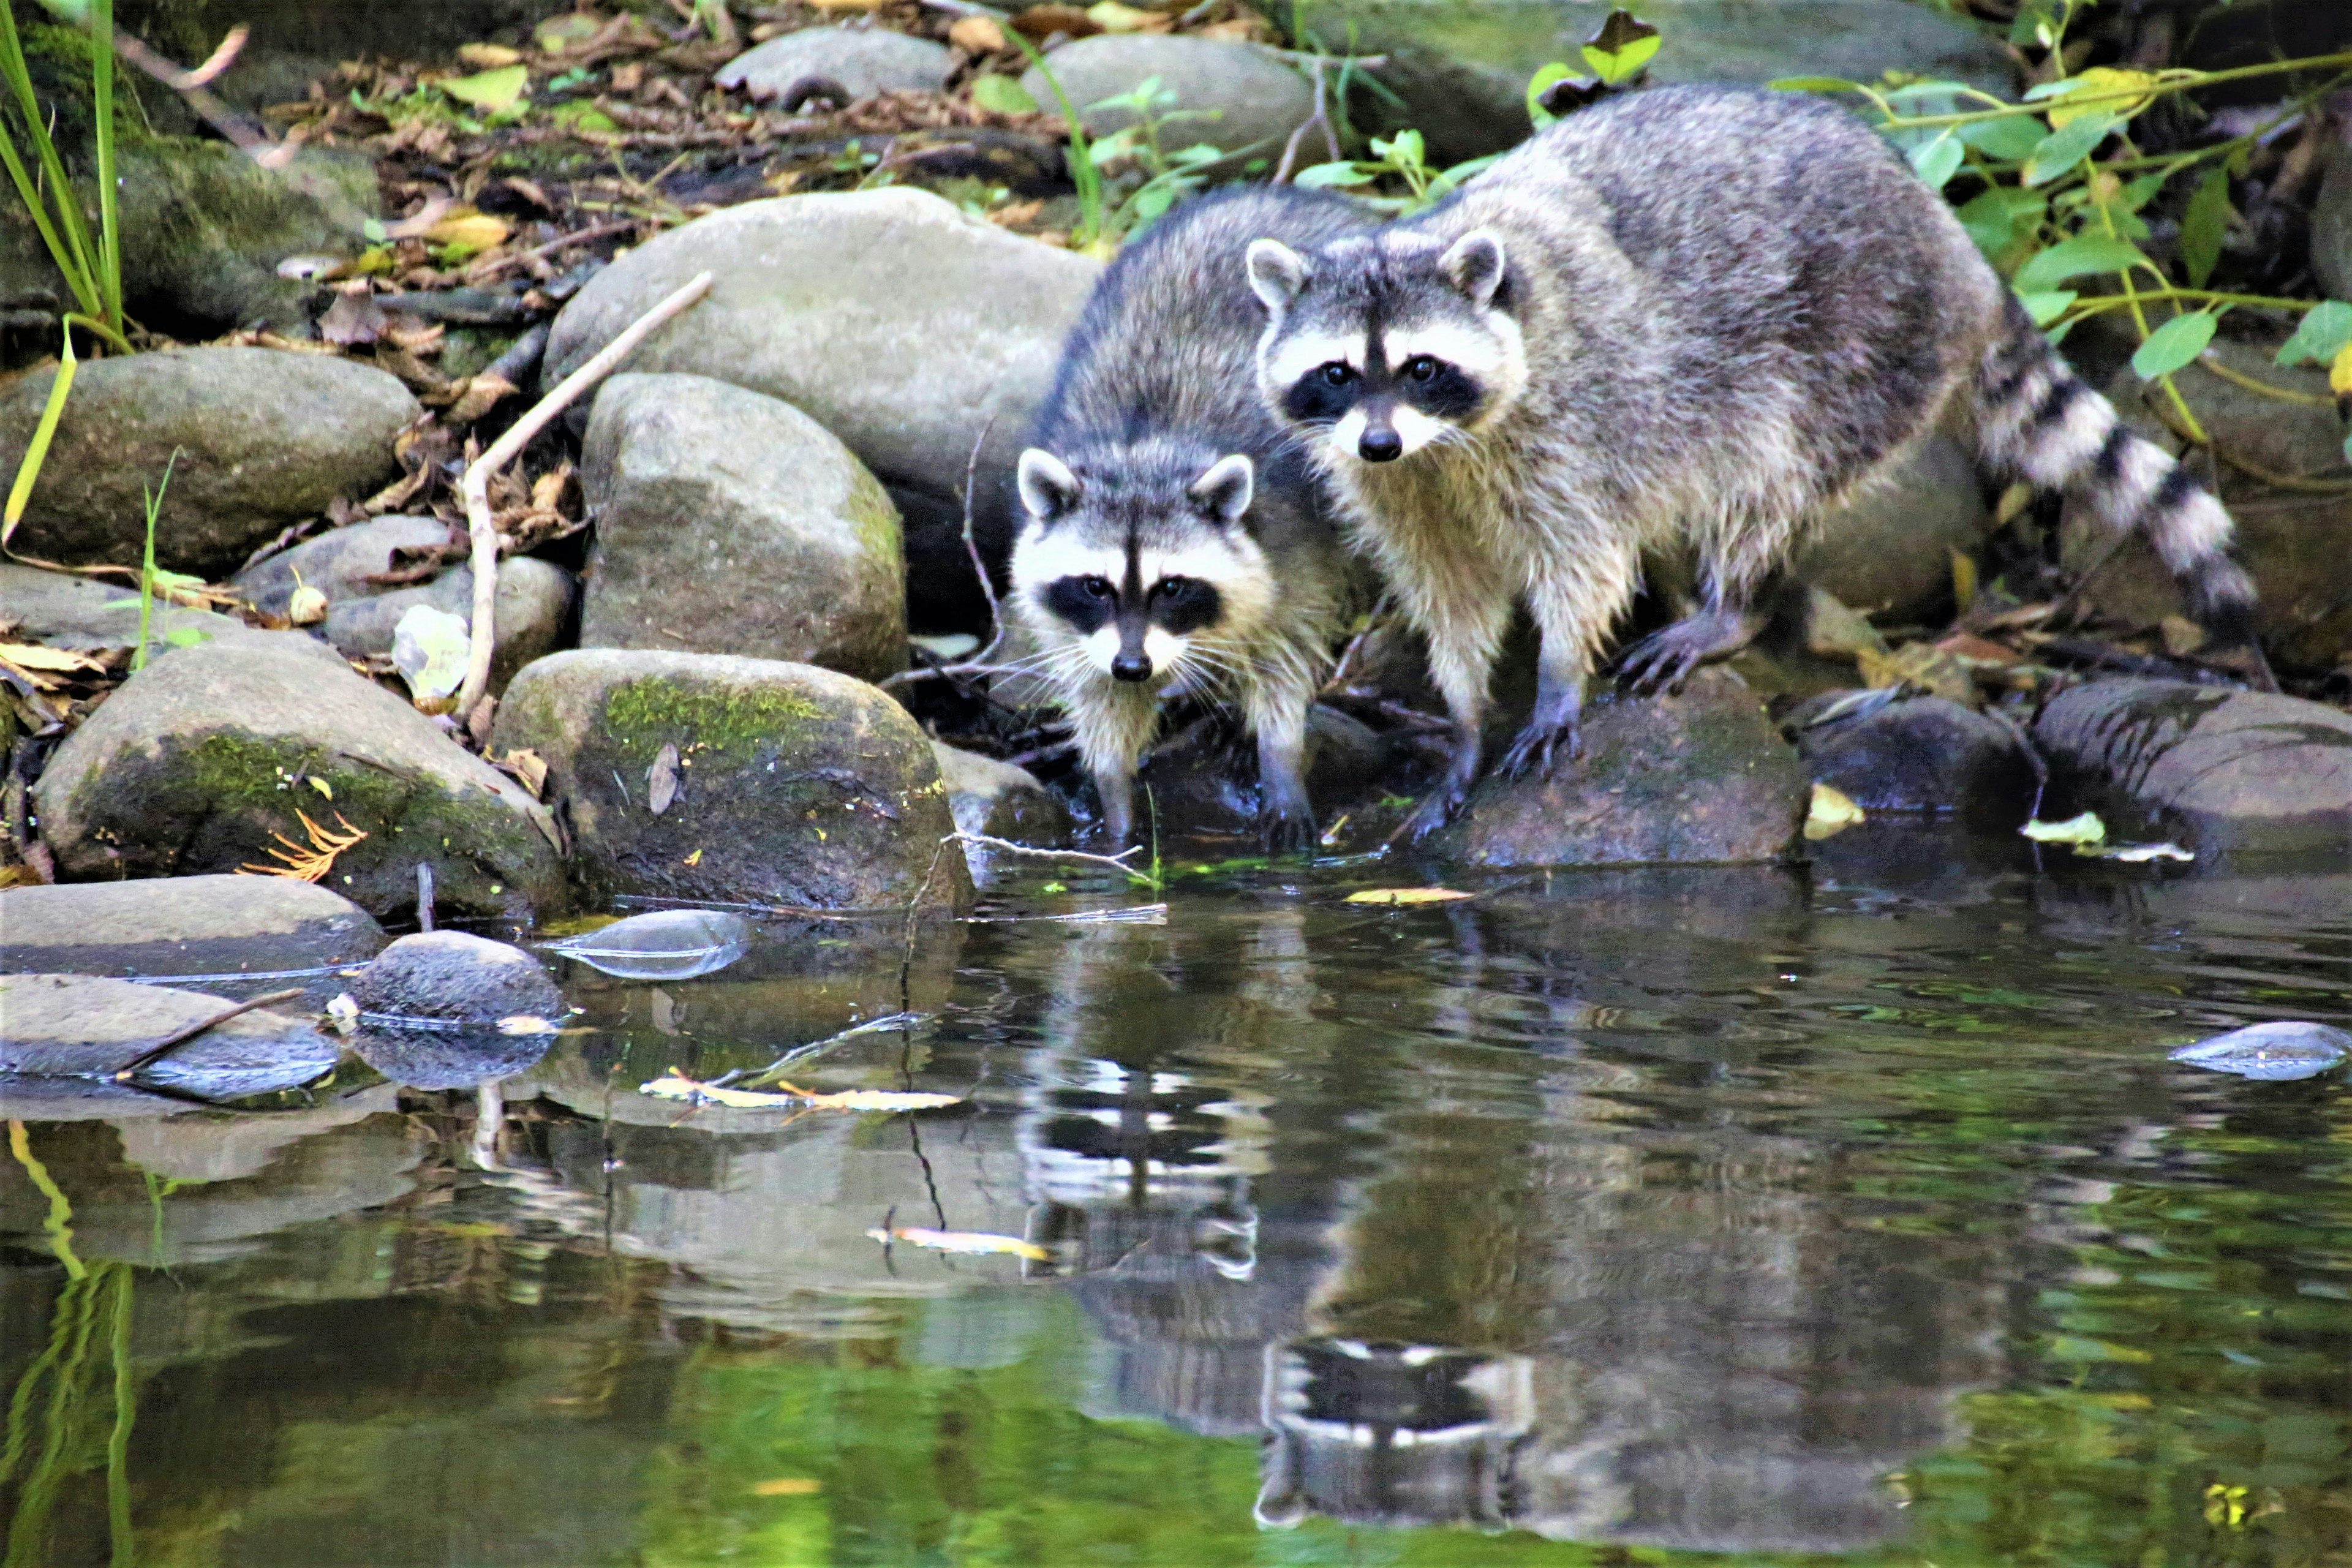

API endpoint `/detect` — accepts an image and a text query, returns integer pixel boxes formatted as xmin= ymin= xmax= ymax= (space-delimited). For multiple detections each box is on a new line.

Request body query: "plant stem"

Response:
xmin=91 ymin=0 xmax=119 ymax=333
xmin=1859 ymin=51 xmax=2352 ymax=130
xmin=1008 ymin=31 xmax=1103 ymax=248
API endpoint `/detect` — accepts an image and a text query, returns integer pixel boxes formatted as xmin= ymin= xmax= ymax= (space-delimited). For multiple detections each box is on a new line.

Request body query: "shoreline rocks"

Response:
xmin=715 ymin=26 xmax=954 ymax=101
xmin=0 ymin=875 xmax=385 ymax=982
xmin=0 ymin=973 xmax=337 ymax=1098
xmin=1019 ymin=37 xmax=1317 ymax=158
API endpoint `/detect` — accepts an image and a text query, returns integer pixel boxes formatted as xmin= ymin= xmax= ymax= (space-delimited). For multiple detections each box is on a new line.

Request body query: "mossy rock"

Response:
xmin=489 ymin=649 xmax=973 ymax=912
xmin=32 ymin=641 xmax=565 ymax=919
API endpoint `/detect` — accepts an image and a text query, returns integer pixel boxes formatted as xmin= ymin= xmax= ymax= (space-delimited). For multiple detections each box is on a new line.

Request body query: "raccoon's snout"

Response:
xmin=1359 ymin=424 xmax=1403 ymax=462
xmin=1111 ymin=650 xmax=1153 ymax=682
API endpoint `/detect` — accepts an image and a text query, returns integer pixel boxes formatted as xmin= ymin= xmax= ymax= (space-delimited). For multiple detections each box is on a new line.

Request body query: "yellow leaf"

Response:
xmin=867 ymin=1226 xmax=1050 ymax=1261
xmin=752 ymin=1479 xmax=822 ymax=1497
xmin=441 ymin=63 xmax=529 ymax=111
xmin=2021 ymin=811 xmax=2106 ymax=846
xmin=1804 ymin=782 xmax=1866 ymax=840
xmin=2046 ymin=67 xmax=2157 ymax=127
xmin=683 ymin=847 xmax=704 ymax=865
xmin=1346 ymin=887 xmax=1474 ymax=905
xmin=641 ymin=1072 xmax=961 ymax=1112
xmin=2329 ymin=341 xmax=2352 ymax=397
xmin=497 ymin=1014 xmax=559 ymax=1035
xmin=423 ymin=211 xmax=511 ymax=257
xmin=948 ymin=14 xmax=1006 ymax=51
xmin=306 ymin=776 xmax=334 ymax=801
xmin=1948 ymin=545 xmax=1978 ymax=610
xmin=0 ymin=641 xmax=104 ymax=673
xmin=457 ymin=42 xmax=524 ymax=68
xmin=1087 ymin=1 xmax=1164 ymax=31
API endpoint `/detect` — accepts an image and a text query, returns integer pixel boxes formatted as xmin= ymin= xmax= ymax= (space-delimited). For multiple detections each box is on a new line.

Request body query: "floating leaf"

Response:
xmin=1346 ymin=887 xmax=1475 ymax=905
xmin=642 ymin=1071 xmax=960 ymax=1112
xmin=2020 ymin=811 xmax=2106 ymax=846
xmin=2275 ymin=300 xmax=2352 ymax=366
xmin=2179 ymin=167 xmax=2230 ymax=287
xmin=867 ymin=1226 xmax=1050 ymax=1261
xmin=2132 ymin=311 xmax=2215 ymax=379
xmin=497 ymin=1014 xmax=559 ymax=1036
xmin=2013 ymin=233 xmax=2149 ymax=293
xmin=970 ymin=73 xmax=1037 ymax=114
xmin=440 ymin=63 xmax=529 ymax=111
xmin=2022 ymin=110 xmax=2119 ymax=188
xmin=1804 ymin=782 xmax=1866 ymax=841
xmin=2041 ymin=66 xmax=2157 ymax=127
xmin=548 ymin=908 xmax=753 ymax=980
xmin=2168 ymin=1021 xmax=2350 ymax=1082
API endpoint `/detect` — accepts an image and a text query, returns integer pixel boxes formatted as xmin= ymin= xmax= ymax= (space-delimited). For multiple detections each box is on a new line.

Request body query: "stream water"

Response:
xmin=4 ymin=834 xmax=2349 ymax=1566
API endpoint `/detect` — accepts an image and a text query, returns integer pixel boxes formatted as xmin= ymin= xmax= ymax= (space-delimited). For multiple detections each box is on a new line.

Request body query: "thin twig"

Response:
xmin=1274 ymin=55 xmax=1338 ymax=184
xmin=946 ymin=831 xmax=1155 ymax=886
xmin=111 ymin=987 xmax=306 ymax=1082
xmin=456 ymin=270 xmax=714 ymax=722
xmin=882 ymin=420 xmax=1008 ymax=690
xmin=466 ymin=217 xmax=643 ymax=282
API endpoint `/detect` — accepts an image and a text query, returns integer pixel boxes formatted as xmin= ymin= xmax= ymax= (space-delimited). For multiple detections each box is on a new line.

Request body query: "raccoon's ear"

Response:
xmin=1246 ymin=239 xmax=1310 ymax=314
xmin=1188 ymin=454 xmax=1254 ymax=524
xmin=1439 ymin=230 xmax=1507 ymax=309
xmin=1016 ymin=448 xmax=1081 ymax=521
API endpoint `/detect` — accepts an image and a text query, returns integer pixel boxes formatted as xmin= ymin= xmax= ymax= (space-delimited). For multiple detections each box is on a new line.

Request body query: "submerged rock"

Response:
xmin=2169 ymin=1020 xmax=2350 ymax=1082
xmin=352 ymin=1027 xmax=554 ymax=1090
xmin=1433 ymin=669 xmax=1807 ymax=867
xmin=32 ymin=640 xmax=565 ymax=918
xmin=1796 ymin=436 xmax=1992 ymax=625
xmin=0 ymin=973 xmax=337 ymax=1097
xmin=0 ymin=875 xmax=384 ymax=982
xmin=545 ymin=908 xmax=756 ymax=981
xmin=1 ymin=561 xmax=346 ymax=666
xmin=581 ymin=374 xmax=905 ymax=682
xmin=2034 ymin=678 xmax=2352 ymax=858
xmin=0 ymin=348 xmax=420 ymax=577
xmin=932 ymin=741 xmax=1071 ymax=845
xmin=715 ymin=25 xmax=954 ymax=100
xmin=1789 ymin=692 xmax=2039 ymax=829
xmin=350 ymin=930 xmax=562 ymax=1024
xmin=1019 ymin=36 xmax=1316 ymax=157
xmin=488 ymin=649 xmax=973 ymax=911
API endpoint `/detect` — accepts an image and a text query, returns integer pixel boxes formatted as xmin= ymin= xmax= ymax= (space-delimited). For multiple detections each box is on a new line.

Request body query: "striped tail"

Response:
xmin=1972 ymin=295 xmax=2258 ymax=639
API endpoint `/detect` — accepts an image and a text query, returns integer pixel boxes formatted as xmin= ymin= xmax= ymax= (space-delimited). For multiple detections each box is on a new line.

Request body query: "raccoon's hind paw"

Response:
xmin=1260 ymin=807 xmax=1321 ymax=858
xmin=1615 ymin=611 xmax=1750 ymax=697
xmin=1498 ymin=716 xmax=1581 ymax=781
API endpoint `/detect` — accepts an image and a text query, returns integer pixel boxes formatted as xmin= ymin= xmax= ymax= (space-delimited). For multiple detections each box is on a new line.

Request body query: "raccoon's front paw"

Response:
xmin=1498 ymin=717 xmax=1581 ymax=780
xmin=1260 ymin=807 xmax=1321 ymax=858
xmin=1614 ymin=624 xmax=1709 ymax=696
xmin=1400 ymin=785 xmax=1468 ymax=842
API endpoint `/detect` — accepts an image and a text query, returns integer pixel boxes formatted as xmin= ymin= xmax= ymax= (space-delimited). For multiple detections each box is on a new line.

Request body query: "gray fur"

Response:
xmin=1012 ymin=186 xmax=1375 ymax=848
xmin=1252 ymin=83 xmax=2259 ymax=833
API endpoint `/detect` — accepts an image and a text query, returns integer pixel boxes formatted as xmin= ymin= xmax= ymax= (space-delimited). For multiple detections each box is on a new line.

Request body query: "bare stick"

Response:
xmin=1274 ymin=56 xmax=1335 ymax=184
xmin=882 ymin=419 xmax=1008 ymax=690
xmin=946 ymin=831 xmax=1155 ymax=886
xmin=112 ymin=987 xmax=306 ymax=1082
xmin=456 ymin=270 xmax=715 ymax=722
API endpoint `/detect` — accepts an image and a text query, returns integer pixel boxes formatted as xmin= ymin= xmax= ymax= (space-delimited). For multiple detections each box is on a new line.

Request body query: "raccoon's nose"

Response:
xmin=1110 ymin=650 xmax=1153 ymax=682
xmin=1359 ymin=426 xmax=1403 ymax=462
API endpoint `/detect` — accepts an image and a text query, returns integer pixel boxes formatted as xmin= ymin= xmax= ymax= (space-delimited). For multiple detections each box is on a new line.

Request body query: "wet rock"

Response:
xmin=488 ymin=648 xmax=973 ymax=911
xmin=932 ymin=741 xmax=1071 ymax=844
xmin=2033 ymin=678 xmax=2352 ymax=857
xmin=543 ymin=189 xmax=1100 ymax=562
xmin=1327 ymin=0 xmax=2013 ymax=164
xmin=2064 ymin=341 xmax=2352 ymax=673
xmin=715 ymin=24 xmax=954 ymax=100
xmin=580 ymin=373 xmax=904 ymax=682
xmin=350 ymin=930 xmax=562 ymax=1024
xmin=2169 ymin=1020 xmax=2350 ymax=1082
xmin=2313 ymin=135 xmax=2352 ymax=302
xmin=0 ymin=875 xmax=384 ymax=982
xmin=1796 ymin=435 xmax=1991 ymax=625
xmin=108 ymin=1084 xmax=402 ymax=1180
xmin=233 ymin=516 xmax=573 ymax=693
xmin=1019 ymin=36 xmax=1316 ymax=157
xmin=0 ymin=348 xmax=420 ymax=577
xmin=0 ymin=973 xmax=338 ymax=1096
xmin=545 ymin=908 xmax=755 ymax=980
xmin=0 ymin=560 xmax=347 ymax=666
xmin=352 ymin=1028 xmax=554 ymax=1090
xmin=1128 ymin=706 xmax=1398 ymax=842
xmin=32 ymin=640 xmax=564 ymax=918
xmin=1433 ymin=669 xmax=1807 ymax=866
xmin=1789 ymin=692 xmax=2039 ymax=829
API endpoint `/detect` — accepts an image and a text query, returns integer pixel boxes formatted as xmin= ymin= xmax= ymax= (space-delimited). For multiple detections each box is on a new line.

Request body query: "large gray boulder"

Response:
xmin=1432 ymin=669 xmax=1807 ymax=866
xmin=581 ymin=374 xmax=905 ymax=683
xmin=0 ymin=561 xmax=346 ymax=666
xmin=489 ymin=649 xmax=973 ymax=911
xmin=0 ymin=973 xmax=337 ymax=1098
xmin=715 ymin=25 xmax=955 ymax=100
xmin=1789 ymin=692 xmax=2038 ymax=829
xmin=1020 ymin=36 xmax=1316 ymax=157
xmin=1327 ymin=0 xmax=2013 ymax=164
xmin=542 ymin=189 xmax=1101 ymax=551
xmin=2034 ymin=678 xmax=2352 ymax=858
xmin=0 ymin=347 xmax=420 ymax=577
xmin=1796 ymin=436 xmax=1992 ymax=625
xmin=232 ymin=515 xmax=573 ymax=693
xmin=0 ymin=875 xmax=384 ymax=981
xmin=32 ymin=640 xmax=564 ymax=918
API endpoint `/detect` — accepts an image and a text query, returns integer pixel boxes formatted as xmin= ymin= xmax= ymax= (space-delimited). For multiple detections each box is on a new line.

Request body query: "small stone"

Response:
xmin=1 ymin=562 xmax=347 ymax=667
xmin=0 ymin=347 xmax=420 ymax=576
xmin=581 ymin=373 xmax=905 ymax=682
xmin=714 ymin=25 xmax=955 ymax=100
xmin=1798 ymin=436 xmax=1991 ymax=625
xmin=2034 ymin=677 xmax=2352 ymax=856
xmin=1019 ymin=36 xmax=1316 ymax=157
xmin=350 ymin=930 xmax=562 ymax=1025
xmin=932 ymin=741 xmax=1071 ymax=845
xmin=1789 ymin=692 xmax=2039 ymax=828
xmin=0 ymin=875 xmax=385 ymax=981
xmin=0 ymin=973 xmax=337 ymax=1098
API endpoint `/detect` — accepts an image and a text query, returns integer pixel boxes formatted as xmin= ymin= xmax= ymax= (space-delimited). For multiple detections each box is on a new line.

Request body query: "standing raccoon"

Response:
xmin=1012 ymin=186 xmax=1373 ymax=849
xmin=1248 ymin=83 xmax=2259 ymax=835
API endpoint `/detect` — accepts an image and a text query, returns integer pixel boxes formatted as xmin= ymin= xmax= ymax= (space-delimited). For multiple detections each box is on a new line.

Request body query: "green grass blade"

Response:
xmin=90 ymin=0 xmax=118 ymax=330
xmin=0 ymin=2 xmax=100 ymax=312
xmin=2 ymin=320 xmax=74 ymax=549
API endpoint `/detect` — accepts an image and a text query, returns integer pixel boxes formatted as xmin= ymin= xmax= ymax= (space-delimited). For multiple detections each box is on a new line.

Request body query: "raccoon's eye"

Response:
xmin=1319 ymin=362 xmax=1354 ymax=386
xmin=1079 ymin=575 xmax=1115 ymax=600
xmin=1151 ymin=576 xmax=1194 ymax=601
xmin=1403 ymin=355 xmax=1439 ymax=383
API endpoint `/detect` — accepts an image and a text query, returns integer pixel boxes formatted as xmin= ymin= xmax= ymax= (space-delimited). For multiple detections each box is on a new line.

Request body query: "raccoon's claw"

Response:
xmin=1260 ymin=809 xmax=1321 ymax=858
xmin=1400 ymin=785 xmax=1469 ymax=842
xmin=1615 ymin=627 xmax=1706 ymax=696
xmin=1498 ymin=717 xmax=1581 ymax=780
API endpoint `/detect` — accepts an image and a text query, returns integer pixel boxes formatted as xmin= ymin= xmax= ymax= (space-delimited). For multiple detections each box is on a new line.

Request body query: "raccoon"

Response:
xmin=1011 ymin=186 xmax=1374 ymax=850
xmin=1247 ymin=83 xmax=2260 ymax=835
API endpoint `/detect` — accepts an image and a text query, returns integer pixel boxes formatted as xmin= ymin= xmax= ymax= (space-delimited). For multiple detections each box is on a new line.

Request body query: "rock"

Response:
xmin=1324 ymin=0 xmax=2014 ymax=164
xmin=0 ymin=348 xmax=420 ymax=577
xmin=0 ymin=973 xmax=337 ymax=1097
xmin=488 ymin=649 xmax=973 ymax=911
xmin=2063 ymin=340 xmax=2352 ymax=672
xmin=715 ymin=24 xmax=954 ymax=100
xmin=543 ymin=189 xmax=1101 ymax=560
xmin=1118 ymin=704 xmax=1398 ymax=842
xmin=232 ymin=516 xmax=573 ymax=692
xmin=1019 ymin=36 xmax=1316 ymax=157
xmin=1796 ymin=436 xmax=1991 ymax=625
xmin=0 ymin=561 xmax=346 ymax=667
xmin=2033 ymin=678 xmax=2352 ymax=857
xmin=0 ymin=875 xmax=384 ymax=982
xmin=32 ymin=639 xmax=565 ymax=918
xmin=2312 ymin=135 xmax=2352 ymax=302
xmin=352 ymin=1028 xmax=554 ymax=1090
xmin=932 ymin=741 xmax=1071 ymax=844
xmin=1789 ymin=693 xmax=2039 ymax=828
xmin=1432 ymin=668 xmax=1807 ymax=866
xmin=580 ymin=374 xmax=905 ymax=682
xmin=350 ymin=930 xmax=562 ymax=1024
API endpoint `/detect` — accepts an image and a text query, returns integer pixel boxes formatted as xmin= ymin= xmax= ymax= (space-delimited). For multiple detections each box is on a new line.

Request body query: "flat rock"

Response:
xmin=543 ymin=189 xmax=1100 ymax=557
xmin=2034 ymin=678 xmax=2352 ymax=857
xmin=1790 ymin=693 xmax=2038 ymax=829
xmin=581 ymin=374 xmax=905 ymax=682
xmin=488 ymin=649 xmax=972 ymax=911
xmin=350 ymin=930 xmax=562 ymax=1023
xmin=233 ymin=515 xmax=572 ymax=692
xmin=1019 ymin=36 xmax=1316 ymax=157
xmin=1433 ymin=669 xmax=1807 ymax=866
xmin=32 ymin=639 xmax=564 ymax=918
xmin=0 ymin=560 xmax=347 ymax=666
xmin=1797 ymin=436 xmax=1991 ymax=625
xmin=715 ymin=25 xmax=954 ymax=100
xmin=0 ymin=875 xmax=384 ymax=981
xmin=0 ymin=973 xmax=337 ymax=1097
xmin=0 ymin=347 xmax=420 ymax=577
xmin=932 ymin=741 xmax=1070 ymax=845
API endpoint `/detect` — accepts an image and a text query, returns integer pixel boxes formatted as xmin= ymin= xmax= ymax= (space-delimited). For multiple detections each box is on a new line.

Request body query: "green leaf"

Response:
xmin=1956 ymin=186 xmax=2046 ymax=262
xmin=162 ymin=627 xmax=206 ymax=648
xmin=1526 ymin=61 xmax=1577 ymax=126
xmin=2013 ymin=233 xmax=2149 ymax=292
xmin=2016 ymin=289 xmax=2077 ymax=327
xmin=1387 ymin=127 xmax=1425 ymax=170
xmin=2021 ymin=110 xmax=2118 ymax=188
xmin=1910 ymin=131 xmax=1962 ymax=190
xmin=1958 ymin=115 xmax=2048 ymax=160
xmin=2275 ymin=300 xmax=2352 ymax=366
xmin=2 ymin=321 xmax=73 ymax=546
xmin=1291 ymin=161 xmax=1366 ymax=189
xmin=2132 ymin=311 xmax=2216 ymax=379
xmin=2179 ymin=168 xmax=2229 ymax=287
xmin=1579 ymin=7 xmax=1660 ymax=85
xmin=441 ymin=64 xmax=528 ymax=111
xmin=1768 ymin=75 xmax=1862 ymax=92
